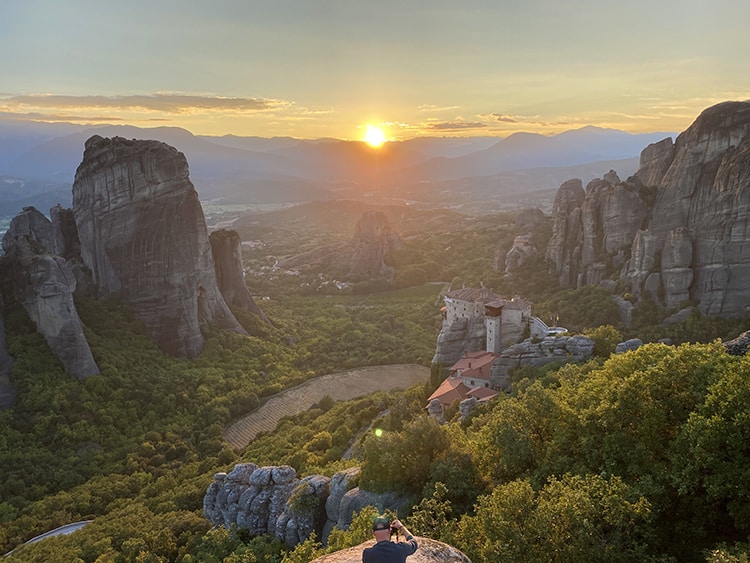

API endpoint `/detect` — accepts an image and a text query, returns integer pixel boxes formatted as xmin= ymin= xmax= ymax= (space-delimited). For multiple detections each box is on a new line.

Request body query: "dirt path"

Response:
xmin=223 ymin=364 xmax=430 ymax=450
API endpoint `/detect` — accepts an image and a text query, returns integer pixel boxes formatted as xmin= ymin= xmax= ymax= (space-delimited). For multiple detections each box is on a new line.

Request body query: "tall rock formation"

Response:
xmin=72 ymin=136 xmax=246 ymax=357
xmin=348 ymin=210 xmax=402 ymax=280
xmin=276 ymin=210 xmax=403 ymax=283
xmin=209 ymin=229 xmax=267 ymax=322
xmin=1 ymin=208 xmax=99 ymax=379
xmin=546 ymin=101 xmax=750 ymax=317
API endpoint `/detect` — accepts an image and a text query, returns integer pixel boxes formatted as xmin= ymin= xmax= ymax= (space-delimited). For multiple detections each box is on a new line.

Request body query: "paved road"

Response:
xmin=4 ymin=520 xmax=92 ymax=556
xmin=223 ymin=364 xmax=430 ymax=450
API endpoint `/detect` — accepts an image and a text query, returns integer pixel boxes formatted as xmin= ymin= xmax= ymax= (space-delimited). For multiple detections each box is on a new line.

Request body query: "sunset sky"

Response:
xmin=2 ymin=0 xmax=749 ymax=141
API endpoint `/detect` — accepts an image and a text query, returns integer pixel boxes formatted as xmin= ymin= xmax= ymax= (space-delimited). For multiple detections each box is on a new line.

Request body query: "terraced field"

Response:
xmin=223 ymin=364 xmax=430 ymax=450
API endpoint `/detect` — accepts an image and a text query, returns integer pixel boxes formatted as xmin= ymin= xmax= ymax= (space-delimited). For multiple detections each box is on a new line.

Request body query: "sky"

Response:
xmin=1 ymin=0 xmax=749 ymax=141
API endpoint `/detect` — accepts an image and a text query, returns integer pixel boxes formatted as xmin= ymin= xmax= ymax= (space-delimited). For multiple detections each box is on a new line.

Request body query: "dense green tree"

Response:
xmin=455 ymin=474 xmax=656 ymax=563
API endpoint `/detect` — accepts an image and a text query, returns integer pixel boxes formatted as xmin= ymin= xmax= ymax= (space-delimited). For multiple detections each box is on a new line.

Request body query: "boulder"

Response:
xmin=615 ymin=338 xmax=643 ymax=354
xmin=71 ymin=135 xmax=246 ymax=357
xmin=724 ymin=330 xmax=750 ymax=356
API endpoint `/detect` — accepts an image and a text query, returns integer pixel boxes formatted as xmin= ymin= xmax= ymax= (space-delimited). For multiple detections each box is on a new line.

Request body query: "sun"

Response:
xmin=363 ymin=125 xmax=387 ymax=148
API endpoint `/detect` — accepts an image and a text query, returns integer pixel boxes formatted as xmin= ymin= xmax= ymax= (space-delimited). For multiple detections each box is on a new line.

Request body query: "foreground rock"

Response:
xmin=204 ymin=464 xmax=409 ymax=548
xmin=72 ymin=136 xmax=246 ymax=357
xmin=310 ymin=536 xmax=472 ymax=562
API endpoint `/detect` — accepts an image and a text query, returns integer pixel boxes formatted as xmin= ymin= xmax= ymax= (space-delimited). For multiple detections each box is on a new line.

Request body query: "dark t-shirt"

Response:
xmin=362 ymin=538 xmax=418 ymax=563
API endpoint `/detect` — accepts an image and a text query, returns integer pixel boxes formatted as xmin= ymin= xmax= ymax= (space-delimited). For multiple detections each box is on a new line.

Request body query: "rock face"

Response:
xmin=204 ymin=464 xmax=409 ymax=549
xmin=209 ymin=229 xmax=267 ymax=322
xmin=1 ymin=208 xmax=99 ymax=379
xmin=546 ymin=101 xmax=750 ymax=317
xmin=72 ymin=136 xmax=246 ymax=357
xmin=431 ymin=317 xmax=487 ymax=367
xmin=310 ymin=536 xmax=472 ymax=563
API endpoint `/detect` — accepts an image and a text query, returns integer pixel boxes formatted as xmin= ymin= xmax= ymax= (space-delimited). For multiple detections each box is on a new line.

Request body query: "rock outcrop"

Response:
xmin=546 ymin=101 xmax=750 ymax=318
xmin=310 ymin=536 xmax=472 ymax=563
xmin=204 ymin=464 xmax=409 ymax=548
xmin=491 ymin=334 xmax=595 ymax=390
xmin=1 ymin=208 xmax=99 ymax=379
xmin=209 ymin=229 xmax=267 ymax=322
xmin=72 ymin=136 xmax=246 ymax=357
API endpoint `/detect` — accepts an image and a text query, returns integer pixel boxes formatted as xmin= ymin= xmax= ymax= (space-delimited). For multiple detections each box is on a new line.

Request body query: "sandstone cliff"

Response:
xmin=72 ymin=136 xmax=246 ymax=357
xmin=209 ymin=229 xmax=268 ymax=322
xmin=1 ymin=207 xmax=99 ymax=379
xmin=546 ymin=101 xmax=750 ymax=317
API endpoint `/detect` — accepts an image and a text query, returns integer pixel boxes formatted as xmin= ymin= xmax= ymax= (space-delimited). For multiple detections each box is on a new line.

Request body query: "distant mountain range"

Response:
xmin=0 ymin=117 xmax=675 ymax=216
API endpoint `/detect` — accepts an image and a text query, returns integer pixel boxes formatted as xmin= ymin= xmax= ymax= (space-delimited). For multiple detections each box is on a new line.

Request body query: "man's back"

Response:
xmin=362 ymin=537 xmax=418 ymax=563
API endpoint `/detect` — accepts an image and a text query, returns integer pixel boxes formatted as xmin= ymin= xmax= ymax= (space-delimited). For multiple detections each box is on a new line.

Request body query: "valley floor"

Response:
xmin=223 ymin=364 xmax=430 ymax=450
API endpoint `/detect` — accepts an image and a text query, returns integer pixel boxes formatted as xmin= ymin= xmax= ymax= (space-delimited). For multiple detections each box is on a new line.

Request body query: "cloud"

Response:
xmin=418 ymin=104 xmax=460 ymax=112
xmin=488 ymin=113 xmax=519 ymax=123
xmin=0 ymin=110 xmax=124 ymax=123
xmin=1 ymin=93 xmax=292 ymax=114
xmin=425 ymin=120 xmax=487 ymax=130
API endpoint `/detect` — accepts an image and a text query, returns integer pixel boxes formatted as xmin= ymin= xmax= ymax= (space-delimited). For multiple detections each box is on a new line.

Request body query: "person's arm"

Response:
xmin=391 ymin=519 xmax=418 ymax=553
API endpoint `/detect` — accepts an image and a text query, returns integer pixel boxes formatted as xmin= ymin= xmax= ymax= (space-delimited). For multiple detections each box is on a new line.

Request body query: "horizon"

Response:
xmin=0 ymin=115 xmax=680 ymax=144
xmin=2 ymin=1 xmax=749 ymax=141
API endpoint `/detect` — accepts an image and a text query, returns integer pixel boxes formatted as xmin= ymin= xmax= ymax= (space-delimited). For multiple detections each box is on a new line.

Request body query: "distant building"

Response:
xmin=442 ymin=288 xmax=532 ymax=352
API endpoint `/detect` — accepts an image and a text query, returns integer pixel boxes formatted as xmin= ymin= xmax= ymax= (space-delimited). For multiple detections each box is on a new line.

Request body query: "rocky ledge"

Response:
xmin=310 ymin=536 xmax=471 ymax=562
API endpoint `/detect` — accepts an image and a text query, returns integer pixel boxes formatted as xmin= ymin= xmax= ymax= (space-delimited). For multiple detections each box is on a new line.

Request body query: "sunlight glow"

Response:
xmin=363 ymin=125 xmax=387 ymax=148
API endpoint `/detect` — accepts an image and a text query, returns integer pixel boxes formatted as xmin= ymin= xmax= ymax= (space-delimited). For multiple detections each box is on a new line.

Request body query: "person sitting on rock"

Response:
xmin=362 ymin=516 xmax=418 ymax=563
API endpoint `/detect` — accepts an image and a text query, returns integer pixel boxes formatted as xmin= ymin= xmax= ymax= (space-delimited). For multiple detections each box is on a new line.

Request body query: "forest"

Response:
xmin=2 ymin=203 xmax=750 ymax=562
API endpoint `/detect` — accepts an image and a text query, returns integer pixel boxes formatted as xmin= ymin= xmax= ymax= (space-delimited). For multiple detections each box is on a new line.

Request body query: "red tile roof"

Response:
xmin=449 ymin=351 xmax=498 ymax=379
xmin=467 ymin=386 xmax=500 ymax=402
xmin=427 ymin=376 xmax=471 ymax=406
